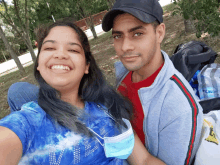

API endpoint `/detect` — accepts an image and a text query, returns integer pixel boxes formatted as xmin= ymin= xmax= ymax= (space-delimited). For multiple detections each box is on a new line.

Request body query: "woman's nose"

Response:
xmin=53 ymin=49 xmax=69 ymax=60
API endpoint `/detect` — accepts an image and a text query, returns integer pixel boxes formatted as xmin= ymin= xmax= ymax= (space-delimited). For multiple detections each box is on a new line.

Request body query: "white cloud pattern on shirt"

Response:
xmin=18 ymin=132 xmax=82 ymax=164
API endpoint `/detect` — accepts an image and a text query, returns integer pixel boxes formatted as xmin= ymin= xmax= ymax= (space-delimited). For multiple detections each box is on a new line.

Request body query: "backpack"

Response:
xmin=170 ymin=41 xmax=217 ymax=82
xmin=170 ymin=40 xmax=218 ymax=114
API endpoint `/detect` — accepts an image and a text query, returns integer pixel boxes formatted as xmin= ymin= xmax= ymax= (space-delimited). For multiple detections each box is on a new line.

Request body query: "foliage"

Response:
xmin=172 ymin=0 xmax=220 ymax=37
xmin=0 ymin=4 xmax=5 ymax=12
xmin=0 ymin=0 xmax=37 ymax=61
xmin=67 ymin=0 xmax=108 ymax=19
xmin=0 ymin=0 xmax=109 ymax=57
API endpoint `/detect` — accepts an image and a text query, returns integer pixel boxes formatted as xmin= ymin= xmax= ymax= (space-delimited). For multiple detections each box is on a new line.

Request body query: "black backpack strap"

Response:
xmin=200 ymin=98 xmax=220 ymax=114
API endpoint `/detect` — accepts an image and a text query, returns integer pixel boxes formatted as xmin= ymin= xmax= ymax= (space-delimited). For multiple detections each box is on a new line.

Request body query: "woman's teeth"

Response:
xmin=51 ymin=65 xmax=70 ymax=71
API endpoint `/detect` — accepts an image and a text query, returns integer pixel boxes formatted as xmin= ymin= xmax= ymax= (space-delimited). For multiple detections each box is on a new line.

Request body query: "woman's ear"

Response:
xmin=156 ymin=23 xmax=166 ymax=44
xmin=84 ymin=63 xmax=90 ymax=74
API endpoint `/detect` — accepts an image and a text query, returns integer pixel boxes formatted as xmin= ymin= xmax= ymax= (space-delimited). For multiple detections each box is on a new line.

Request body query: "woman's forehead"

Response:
xmin=44 ymin=26 xmax=81 ymax=45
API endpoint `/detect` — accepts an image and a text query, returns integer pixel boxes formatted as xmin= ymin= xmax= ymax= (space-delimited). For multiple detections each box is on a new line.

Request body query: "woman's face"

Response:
xmin=37 ymin=26 xmax=90 ymax=93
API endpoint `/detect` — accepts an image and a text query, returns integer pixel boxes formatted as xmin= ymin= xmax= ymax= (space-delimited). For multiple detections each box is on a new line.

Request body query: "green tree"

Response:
xmin=68 ymin=0 xmax=108 ymax=39
xmin=107 ymin=0 xmax=115 ymax=9
xmin=0 ymin=0 xmax=36 ymax=61
xmin=0 ymin=24 xmax=25 ymax=75
xmin=172 ymin=0 xmax=220 ymax=37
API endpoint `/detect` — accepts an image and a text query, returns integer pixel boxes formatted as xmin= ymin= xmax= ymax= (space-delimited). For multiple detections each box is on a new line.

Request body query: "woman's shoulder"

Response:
xmin=19 ymin=101 xmax=47 ymax=126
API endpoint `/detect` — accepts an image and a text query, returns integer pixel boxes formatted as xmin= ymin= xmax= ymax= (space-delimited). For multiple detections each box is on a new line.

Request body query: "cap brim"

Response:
xmin=102 ymin=8 xmax=157 ymax=32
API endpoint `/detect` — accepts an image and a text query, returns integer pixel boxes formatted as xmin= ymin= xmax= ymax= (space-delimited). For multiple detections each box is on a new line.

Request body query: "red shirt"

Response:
xmin=118 ymin=64 xmax=164 ymax=144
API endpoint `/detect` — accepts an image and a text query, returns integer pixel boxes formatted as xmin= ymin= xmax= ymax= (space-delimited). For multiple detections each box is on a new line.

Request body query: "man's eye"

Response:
xmin=113 ymin=35 xmax=121 ymax=39
xmin=134 ymin=32 xmax=143 ymax=37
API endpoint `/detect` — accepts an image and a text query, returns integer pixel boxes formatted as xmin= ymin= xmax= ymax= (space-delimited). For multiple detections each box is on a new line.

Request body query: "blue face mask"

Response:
xmin=88 ymin=118 xmax=134 ymax=159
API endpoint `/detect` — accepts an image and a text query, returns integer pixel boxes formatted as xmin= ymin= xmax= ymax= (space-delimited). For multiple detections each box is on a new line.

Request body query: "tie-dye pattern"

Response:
xmin=0 ymin=101 xmax=122 ymax=165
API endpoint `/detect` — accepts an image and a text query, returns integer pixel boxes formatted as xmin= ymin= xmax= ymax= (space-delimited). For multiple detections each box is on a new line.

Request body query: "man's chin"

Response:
xmin=123 ymin=64 xmax=142 ymax=72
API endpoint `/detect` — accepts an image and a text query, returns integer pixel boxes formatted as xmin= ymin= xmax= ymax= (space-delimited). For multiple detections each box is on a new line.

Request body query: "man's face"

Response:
xmin=112 ymin=13 xmax=164 ymax=75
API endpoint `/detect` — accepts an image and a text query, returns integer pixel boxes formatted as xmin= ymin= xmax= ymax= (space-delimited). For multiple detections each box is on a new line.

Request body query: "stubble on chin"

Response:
xmin=123 ymin=63 xmax=143 ymax=72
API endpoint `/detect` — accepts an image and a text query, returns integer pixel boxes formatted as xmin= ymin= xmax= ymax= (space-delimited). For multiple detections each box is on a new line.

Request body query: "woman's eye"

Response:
xmin=69 ymin=50 xmax=79 ymax=53
xmin=44 ymin=47 xmax=54 ymax=50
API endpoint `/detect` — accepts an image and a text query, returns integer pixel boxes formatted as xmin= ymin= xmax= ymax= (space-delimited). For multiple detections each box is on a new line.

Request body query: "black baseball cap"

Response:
xmin=102 ymin=0 xmax=163 ymax=32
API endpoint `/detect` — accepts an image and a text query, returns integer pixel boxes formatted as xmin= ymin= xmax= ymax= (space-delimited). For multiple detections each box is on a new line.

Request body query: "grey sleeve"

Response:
xmin=158 ymin=111 xmax=195 ymax=165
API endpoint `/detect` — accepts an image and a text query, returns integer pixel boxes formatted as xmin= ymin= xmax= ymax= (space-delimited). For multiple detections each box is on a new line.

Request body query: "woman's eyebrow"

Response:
xmin=68 ymin=42 xmax=82 ymax=49
xmin=42 ymin=40 xmax=56 ymax=45
xmin=42 ymin=40 xmax=82 ymax=49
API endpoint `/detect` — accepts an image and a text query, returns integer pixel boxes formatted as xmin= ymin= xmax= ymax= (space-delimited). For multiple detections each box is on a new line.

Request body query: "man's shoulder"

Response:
xmin=164 ymin=73 xmax=199 ymax=105
xmin=159 ymin=73 xmax=203 ymax=123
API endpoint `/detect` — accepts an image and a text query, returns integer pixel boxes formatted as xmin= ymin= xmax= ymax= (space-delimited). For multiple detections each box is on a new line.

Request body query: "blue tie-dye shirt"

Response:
xmin=0 ymin=101 xmax=123 ymax=165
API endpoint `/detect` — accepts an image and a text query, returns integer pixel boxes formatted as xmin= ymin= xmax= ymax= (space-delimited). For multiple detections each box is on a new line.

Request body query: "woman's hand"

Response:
xmin=0 ymin=126 xmax=22 ymax=165
xmin=127 ymin=132 xmax=166 ymax=165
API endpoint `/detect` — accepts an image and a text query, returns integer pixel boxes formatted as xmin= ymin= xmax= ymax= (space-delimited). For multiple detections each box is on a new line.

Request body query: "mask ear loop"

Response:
xmin=97 ymin=104 xmax=118 ymax=123
xmin=97 ymin=104 xmax=127 ymax=135
xmin=87 ymin=127 xmax=104 ymax=146
xmin=86 ymin=104 xmax=124 ymax=146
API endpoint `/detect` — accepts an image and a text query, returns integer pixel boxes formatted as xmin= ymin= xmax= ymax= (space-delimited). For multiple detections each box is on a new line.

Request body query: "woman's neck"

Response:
xmin=60 ymin=90 xmax=84 ymax=109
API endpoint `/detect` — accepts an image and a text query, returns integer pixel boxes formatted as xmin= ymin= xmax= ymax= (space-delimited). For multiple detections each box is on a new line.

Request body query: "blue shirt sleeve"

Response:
xmin=0 ymin=102 xmax=45 ymax=155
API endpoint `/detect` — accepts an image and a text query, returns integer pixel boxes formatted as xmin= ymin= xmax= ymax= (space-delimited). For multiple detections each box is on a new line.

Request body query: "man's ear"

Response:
xmin=156 ymin=23 xmax=166 ymax=44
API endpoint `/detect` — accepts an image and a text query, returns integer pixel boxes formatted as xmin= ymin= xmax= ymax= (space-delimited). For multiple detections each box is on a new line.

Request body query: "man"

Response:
xmin=101 ymin=0 xmax=203 ymax=164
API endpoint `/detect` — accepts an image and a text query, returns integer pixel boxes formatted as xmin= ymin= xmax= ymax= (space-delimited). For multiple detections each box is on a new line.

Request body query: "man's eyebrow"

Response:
xmin=112 ymin=30 xmax=122 ymax=35
xmin=42 ymin=40 xmax=56 ymax=45
xmin=128 ymin=25 xmax=145 ymax=33
xmin=112 ymin=25 xmax=145 ymax=35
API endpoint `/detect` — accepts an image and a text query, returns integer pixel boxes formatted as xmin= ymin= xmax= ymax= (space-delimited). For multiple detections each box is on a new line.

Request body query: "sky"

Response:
xmin=159 ymin=0 xmax=173 ymax=7
xmin=3 ymin=0 xmax=12 ymax=5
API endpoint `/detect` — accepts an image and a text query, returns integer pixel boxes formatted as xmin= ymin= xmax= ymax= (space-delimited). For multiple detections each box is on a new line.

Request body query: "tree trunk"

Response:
xmin=2 ymin=51 xmax=7 ymax=61
xmin=184 ymin=18 xmax=196 ymax=33
xmin=24 ymin=34 xmax=36 ymax=62
xmin=0 ymin=25 xmax=25 ymax=75
xmin=85 ymin=15 xmax=98 ymax=39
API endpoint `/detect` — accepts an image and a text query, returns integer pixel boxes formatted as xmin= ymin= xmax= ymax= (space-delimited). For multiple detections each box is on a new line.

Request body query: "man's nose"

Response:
xmin=121 ymin=38 xmax=135 ymax=52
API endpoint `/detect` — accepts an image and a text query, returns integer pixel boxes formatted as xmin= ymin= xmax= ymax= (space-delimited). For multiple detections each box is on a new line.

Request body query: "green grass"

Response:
xmin=89 ymin=31 xmax=112 ymax=46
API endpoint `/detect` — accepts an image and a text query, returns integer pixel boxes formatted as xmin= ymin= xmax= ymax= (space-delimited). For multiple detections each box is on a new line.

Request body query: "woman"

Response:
xmin=0 ymin=21 xmax=165 ymax=165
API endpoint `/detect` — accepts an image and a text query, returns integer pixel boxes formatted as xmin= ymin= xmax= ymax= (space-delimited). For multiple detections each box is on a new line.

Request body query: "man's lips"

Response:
xmin=122 ymin=55 xmax=140 ymax=61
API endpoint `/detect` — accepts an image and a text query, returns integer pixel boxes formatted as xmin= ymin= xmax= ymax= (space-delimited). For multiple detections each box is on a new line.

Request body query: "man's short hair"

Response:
xmin=151 ymin=20 xmax=160 ymax=31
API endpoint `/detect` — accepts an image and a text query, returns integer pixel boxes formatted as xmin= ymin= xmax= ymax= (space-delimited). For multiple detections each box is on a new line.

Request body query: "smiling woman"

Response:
xmin=37 ymin=26 xmax=90 ymax=99
xmin=0 ymin=21 xmax=165 ymax=165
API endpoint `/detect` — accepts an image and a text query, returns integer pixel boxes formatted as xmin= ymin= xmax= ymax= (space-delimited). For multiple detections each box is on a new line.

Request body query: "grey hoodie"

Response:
xmin=116 ymin=51 xmax=203 ymax=165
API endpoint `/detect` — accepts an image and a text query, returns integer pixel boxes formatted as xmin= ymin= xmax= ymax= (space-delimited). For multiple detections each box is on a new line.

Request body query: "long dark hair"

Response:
xmin=34 ymin=21 xmax=132 ymax=136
